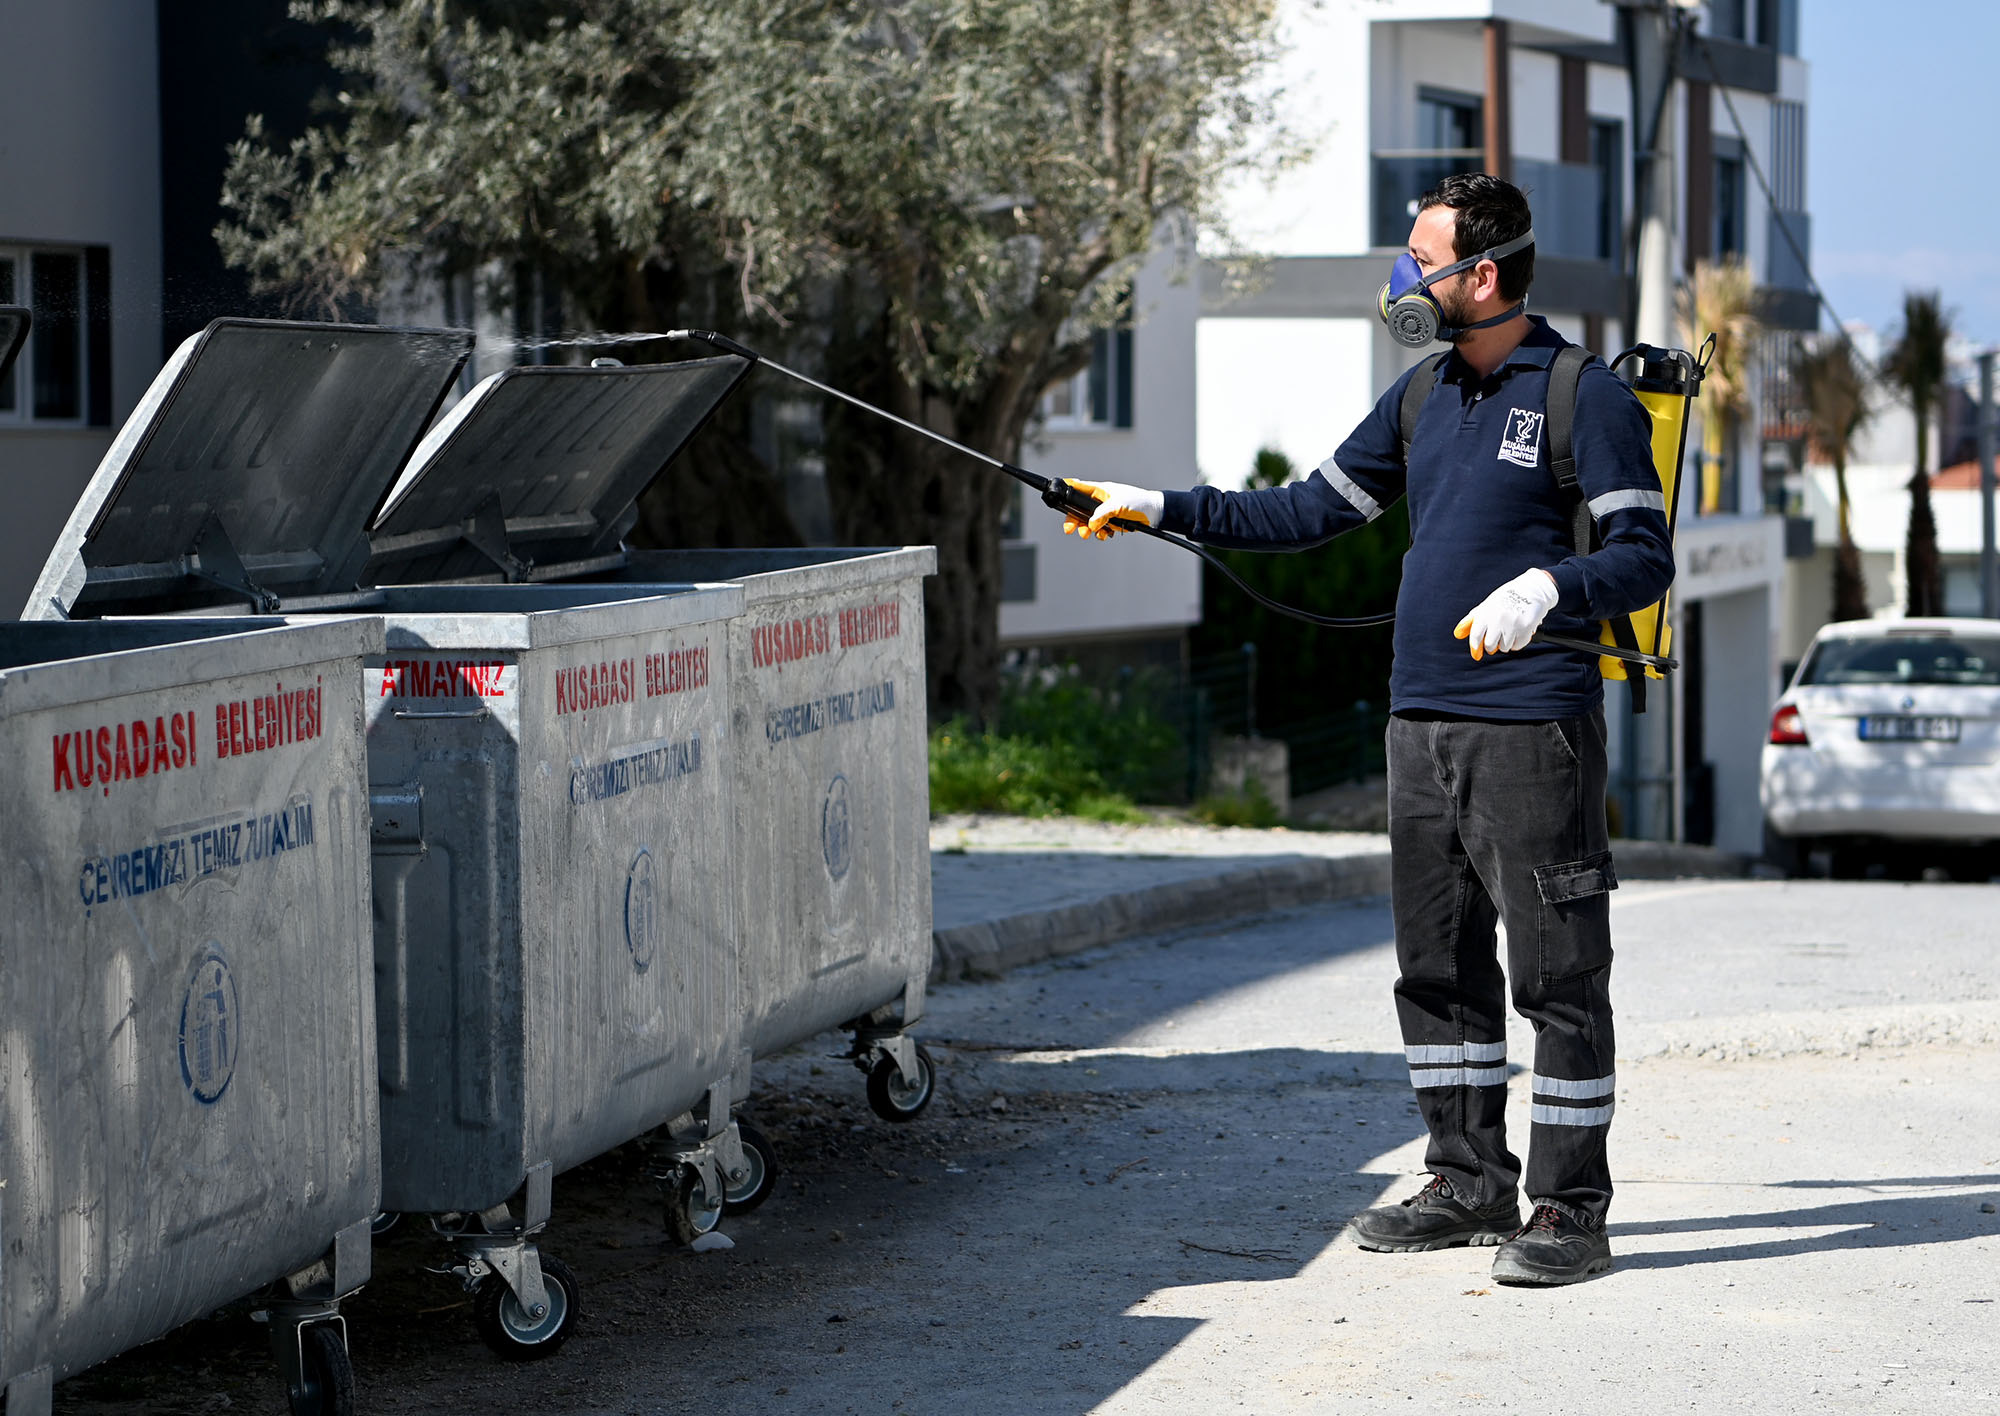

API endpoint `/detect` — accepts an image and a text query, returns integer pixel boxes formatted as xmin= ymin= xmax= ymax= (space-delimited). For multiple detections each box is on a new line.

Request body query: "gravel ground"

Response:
xmin=43 ymin=845 xmax=2000 ymax=1414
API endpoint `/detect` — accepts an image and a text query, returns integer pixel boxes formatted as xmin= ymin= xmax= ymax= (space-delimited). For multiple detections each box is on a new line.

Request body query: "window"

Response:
xmin=1591 ymin=119 xmax=1624 ymax=265
xmin=0 ymin=244 xmax=111 ymax=427
xmin=0 ymin=255 xmax=15 ymax=415
xmin=1713 ymin=152 xmax=1746 ymax=261
xmin=1708 ymin=0 xmax=1747 ymax=40
xmin=1041 ymin=306 xmax=1134 ymax=431
xmin=1418 ymin=88 xmax=1482 ymax=153
xmin=1799 ymin=636 xmax=2000 ymax=688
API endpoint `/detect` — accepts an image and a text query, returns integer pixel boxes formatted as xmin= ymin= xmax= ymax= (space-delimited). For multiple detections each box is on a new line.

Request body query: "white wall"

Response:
xmin=1701 ymin=583 xmax=1775 ymax=853
xmin=1194 ymin=318 xmax=1376 ymax=491
xmin=1216 ymin=4 xmax=1373 ymax=257
xmin=0 ymin=2 xmax=164 ymax=618
xmin=1002 ymin=247 xmax=1203 ymax=642
xmin=1510 ymin=48 xmax=1561 ymax=164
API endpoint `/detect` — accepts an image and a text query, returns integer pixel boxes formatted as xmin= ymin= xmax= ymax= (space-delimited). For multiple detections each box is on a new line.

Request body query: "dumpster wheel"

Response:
xmin=287 ymin=1324 xmax=355 ymax=1416
xmin=666 ymin=1166 xmax=726 ymax=1246
xmin=866 ymin=1044 xmax=936 ymax=1122
xmin=474 ymin=1252 xmax=578 ymax=1360
xmin=723 ymin=1120 xmax=780 ymax=1215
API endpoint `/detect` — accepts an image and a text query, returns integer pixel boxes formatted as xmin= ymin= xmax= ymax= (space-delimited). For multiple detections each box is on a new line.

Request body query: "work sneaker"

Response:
xmin=1347 ymin=1175 xmax=1521 ymax=1253
xmin=1490 ymin=1203 xmax=1614 ymax=1285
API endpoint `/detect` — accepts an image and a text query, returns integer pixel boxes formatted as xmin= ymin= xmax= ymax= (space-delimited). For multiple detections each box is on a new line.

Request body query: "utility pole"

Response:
xmin=1609 ymin=0 xmax=1697 ymax=840
xmin=1981 ymin=349 xmax=1997 ymax=619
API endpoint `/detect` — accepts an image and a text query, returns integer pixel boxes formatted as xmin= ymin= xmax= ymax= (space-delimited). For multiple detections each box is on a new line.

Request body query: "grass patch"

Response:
xmin=1190 ymin=781 xmax=1281 ymax=829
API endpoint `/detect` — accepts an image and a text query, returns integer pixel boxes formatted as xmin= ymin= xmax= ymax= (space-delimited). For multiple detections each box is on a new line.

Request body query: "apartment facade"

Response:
xmin=1196 ymin=0 xmax=1813 ymax=852
xmin=0 ymin=5 xmax=164 ymax=618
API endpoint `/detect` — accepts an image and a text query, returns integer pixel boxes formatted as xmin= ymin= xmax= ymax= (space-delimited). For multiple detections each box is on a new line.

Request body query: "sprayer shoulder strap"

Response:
xmin=1545 ymin=344 xmax=1594 ymax=554
xmin=1396 ymin=353 xmax=1452 ymax=466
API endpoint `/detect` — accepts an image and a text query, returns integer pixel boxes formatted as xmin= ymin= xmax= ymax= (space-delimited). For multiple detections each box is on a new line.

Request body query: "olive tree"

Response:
xmin=219 ymin=0 xmax=1287 ymax=718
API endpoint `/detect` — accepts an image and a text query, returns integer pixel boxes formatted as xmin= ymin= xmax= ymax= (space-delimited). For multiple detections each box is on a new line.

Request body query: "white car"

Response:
xmin=1760 ymin=617 xmax=2000 ymax=878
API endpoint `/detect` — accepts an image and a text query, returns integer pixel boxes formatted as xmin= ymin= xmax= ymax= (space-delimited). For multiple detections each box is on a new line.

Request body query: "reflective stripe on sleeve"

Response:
xmin=1317 ymin=458 xmax=1384 ymax=522
xmin=1588 ymin=488 xmax=1667 ymax=518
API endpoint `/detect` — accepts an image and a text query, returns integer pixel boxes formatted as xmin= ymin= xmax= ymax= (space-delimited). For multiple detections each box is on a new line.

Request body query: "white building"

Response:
xmin=1190 ymin=0 xmax=1812 ymax=852
xmin=0 ymin=5 xmax=164 ymax=618
xmin=999 ymin=246 xmax=1204 ymax=661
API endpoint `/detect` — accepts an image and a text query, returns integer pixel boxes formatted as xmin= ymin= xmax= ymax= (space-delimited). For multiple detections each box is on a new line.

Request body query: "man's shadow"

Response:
xmin=1610 ymin=1176 xmax=2000 ymax=1271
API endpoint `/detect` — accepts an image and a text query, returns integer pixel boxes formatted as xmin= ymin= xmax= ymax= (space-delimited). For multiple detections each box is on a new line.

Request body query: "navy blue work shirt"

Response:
xmin=1160 ymin=316 xmax=1674 ymax=720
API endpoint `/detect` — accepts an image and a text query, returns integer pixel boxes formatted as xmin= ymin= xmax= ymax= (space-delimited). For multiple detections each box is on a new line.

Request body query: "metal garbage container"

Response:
xmin=0 ymin=614 xmax=382 ymax=1416
xmin=363 ymin=351 xmax=939 ymax=1125
xmin=615 ymin=547 xmax=939 ymax=1120
xmin=31 ymin=322 xmax=759 ymax=1361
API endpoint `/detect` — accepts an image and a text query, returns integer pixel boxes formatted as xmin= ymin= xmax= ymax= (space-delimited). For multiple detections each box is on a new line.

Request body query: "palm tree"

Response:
xmin=1795 ymin=335 xmax=1875 ymax=622
xmin=1883 ymin=291 xmax=1952 ymax=616
xmin=1679 ymin=259 xmax=1763 ymax=514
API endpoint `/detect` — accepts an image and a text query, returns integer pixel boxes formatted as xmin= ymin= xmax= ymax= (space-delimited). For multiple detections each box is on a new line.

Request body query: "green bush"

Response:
xmin=929 ymin=723 xmax=1145 ymax=821
xmin=927 ymin=663 xmax=1189 ymax=820
xmin=1190 ymin=781 xmax=1281 ymax=829
xmin=992 ymin=664 xmax=1186 ymax=804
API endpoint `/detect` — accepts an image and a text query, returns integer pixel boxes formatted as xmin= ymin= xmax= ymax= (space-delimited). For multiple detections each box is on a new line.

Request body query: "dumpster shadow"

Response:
xmin=1610 ymin=1184 xmax=2000 ymax=1272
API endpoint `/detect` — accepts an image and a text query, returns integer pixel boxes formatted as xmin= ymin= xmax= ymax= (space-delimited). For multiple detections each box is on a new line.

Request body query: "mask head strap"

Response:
xmin=1410 ymin=226 xmax=1536 ymax=296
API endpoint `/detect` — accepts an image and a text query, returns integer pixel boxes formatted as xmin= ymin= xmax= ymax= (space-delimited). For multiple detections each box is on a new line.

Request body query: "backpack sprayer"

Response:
xmin=649 ymin=328 xmax=1696 ymax=673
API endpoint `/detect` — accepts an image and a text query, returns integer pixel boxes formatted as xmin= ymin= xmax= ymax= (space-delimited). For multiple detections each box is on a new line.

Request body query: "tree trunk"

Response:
xmin=1833 ymin=463 xmax=1870 ymax=622
xmin=818 ymin=317 xmax=1013 ymax=725
xmin=1904 ymin=471 xmax=1943 ymax=616
xmin=1905 ymin=405 xmax=1944 ymax=616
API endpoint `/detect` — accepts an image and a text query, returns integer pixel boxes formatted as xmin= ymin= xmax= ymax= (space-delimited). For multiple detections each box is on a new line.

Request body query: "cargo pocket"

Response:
xmin=1533 ymin=851 xmax=1617 ymax=983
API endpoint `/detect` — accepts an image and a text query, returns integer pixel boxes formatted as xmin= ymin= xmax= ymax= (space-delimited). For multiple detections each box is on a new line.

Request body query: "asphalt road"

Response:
xmin=59 ymin=880 xmax=2000 ymax=1415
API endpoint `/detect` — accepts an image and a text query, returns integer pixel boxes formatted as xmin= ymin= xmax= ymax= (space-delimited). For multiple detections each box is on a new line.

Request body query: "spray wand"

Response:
xmin=654 ymin=328 xmax=1675 ymax=666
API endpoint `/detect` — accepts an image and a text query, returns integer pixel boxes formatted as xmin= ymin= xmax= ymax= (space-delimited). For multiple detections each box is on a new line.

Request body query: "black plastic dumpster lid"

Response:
xmin=364 ymin=354 xmax=752 ymax=585
xmin=29 ymin=318 xmax=471 ymax=618
xmin=0 ymin=307 xmax=27 ymax=388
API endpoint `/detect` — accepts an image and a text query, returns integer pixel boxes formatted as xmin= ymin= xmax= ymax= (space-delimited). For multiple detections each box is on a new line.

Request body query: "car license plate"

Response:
xmin=1858 ymin=715 xmax=1960 ymax=742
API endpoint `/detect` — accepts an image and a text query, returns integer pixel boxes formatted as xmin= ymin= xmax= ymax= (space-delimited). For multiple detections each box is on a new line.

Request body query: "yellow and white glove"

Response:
xmin=1454 ymin=568 xmax=1559 ymax=660
xmin=1061 ymin=478 xmax=1165 ymax=541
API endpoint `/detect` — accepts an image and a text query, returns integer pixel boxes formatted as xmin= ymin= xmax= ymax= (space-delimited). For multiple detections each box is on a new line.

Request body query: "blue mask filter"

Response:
xmin=1376 ymin=228 xmax=1536 ymax=347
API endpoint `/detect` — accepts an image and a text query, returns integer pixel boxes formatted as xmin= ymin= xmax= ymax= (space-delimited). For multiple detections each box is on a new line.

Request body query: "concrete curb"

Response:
xmin=927 ymin=836 xmax=1752 ymax=985
xmin=930 ymin=852 xmax=1393 ymax=984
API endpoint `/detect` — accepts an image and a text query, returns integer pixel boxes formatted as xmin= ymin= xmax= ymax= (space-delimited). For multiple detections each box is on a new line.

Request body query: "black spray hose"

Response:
xmin=661 ymin=329 xmax=1672 ymax=665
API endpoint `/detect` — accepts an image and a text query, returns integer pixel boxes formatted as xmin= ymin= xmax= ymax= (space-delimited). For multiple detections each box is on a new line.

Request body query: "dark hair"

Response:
xmin=1416 ymin=172 xmax=1535 ymax=302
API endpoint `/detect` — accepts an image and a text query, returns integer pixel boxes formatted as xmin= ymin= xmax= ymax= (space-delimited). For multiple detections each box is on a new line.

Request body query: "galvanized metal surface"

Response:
xmin=26 ymin=319 xmax=470 ymax=621
xmin=619 ymin=549 xmax=936 ymax=1058
xmin=0 ymin=617 xmax=381 ymax=1394
xmin=354 ymin=583 xmax=745 ymax=1215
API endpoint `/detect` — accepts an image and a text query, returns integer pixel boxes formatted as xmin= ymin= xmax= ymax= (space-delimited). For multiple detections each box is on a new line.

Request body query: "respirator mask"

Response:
xmin=1376 ymin=228 xmax=1536 ymax=348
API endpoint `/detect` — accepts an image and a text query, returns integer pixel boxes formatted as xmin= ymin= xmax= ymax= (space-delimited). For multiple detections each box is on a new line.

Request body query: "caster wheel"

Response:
xmin=723 ymin=1121 xmax=780 ymax=1215
xmin=287 ymin=1324 xmax=355 ymax=1416
xmin=865 ymin=1044 xmax=935 ymax=1122
xmin=473 ymin=1254 xmax=578 ymax=1361
xmin=369 ymin=1210 xmax=402 ymax=1237
xmin=665 ymin=1166 xmax=725 ymax=1246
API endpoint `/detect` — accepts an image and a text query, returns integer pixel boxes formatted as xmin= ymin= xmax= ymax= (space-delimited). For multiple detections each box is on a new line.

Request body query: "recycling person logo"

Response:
xmin=822 ymin=773 xmax=853 ymax=882
xmin=625 ymin=847 xmax=659 ymax=973
xmin=178 ymin=947 xmax=239 ymax=1105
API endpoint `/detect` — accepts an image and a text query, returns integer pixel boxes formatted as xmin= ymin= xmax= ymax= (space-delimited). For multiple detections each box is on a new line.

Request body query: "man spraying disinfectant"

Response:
xmin=1063 ymin=174 xmax=1674 ymax=1286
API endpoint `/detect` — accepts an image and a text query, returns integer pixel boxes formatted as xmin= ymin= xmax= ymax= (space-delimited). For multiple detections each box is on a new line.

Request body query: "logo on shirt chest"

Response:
xmin=1498 ymin=408 xmax=1545 ymax=468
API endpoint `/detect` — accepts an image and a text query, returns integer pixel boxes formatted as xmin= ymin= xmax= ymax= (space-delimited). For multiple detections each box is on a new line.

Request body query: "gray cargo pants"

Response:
xmin=1385 ymin=708 xmax=1618 ymax=1226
